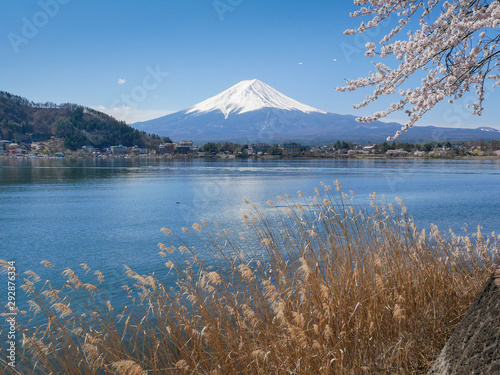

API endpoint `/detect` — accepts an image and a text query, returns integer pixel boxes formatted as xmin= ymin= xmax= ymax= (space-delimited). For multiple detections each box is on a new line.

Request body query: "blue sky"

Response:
xmin=1 ymin=0 xmax=499 ymax=130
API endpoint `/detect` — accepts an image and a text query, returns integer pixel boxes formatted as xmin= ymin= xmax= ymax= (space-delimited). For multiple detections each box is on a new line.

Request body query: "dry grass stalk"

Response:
xmin=1 ymin=186 xmax=498 ymax=374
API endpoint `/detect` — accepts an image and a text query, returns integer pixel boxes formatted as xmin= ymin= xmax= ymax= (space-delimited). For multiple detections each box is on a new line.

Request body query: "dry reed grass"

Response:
xmin=1 ymin=182 xmax=498 ymax=374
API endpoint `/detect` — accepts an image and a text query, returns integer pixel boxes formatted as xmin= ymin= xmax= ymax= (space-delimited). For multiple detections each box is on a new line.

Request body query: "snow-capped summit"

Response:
xmin=132 ymin=80 xmax=500 ymax=144
xmin=186 ymin=79 xmax=327 ymax=118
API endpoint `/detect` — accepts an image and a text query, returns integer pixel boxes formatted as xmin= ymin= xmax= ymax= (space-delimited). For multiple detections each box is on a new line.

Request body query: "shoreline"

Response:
xmin=1 ymin=154 xmax=499 ymax=161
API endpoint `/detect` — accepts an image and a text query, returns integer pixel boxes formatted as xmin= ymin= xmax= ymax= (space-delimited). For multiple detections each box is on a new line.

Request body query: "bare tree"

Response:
xmin=338 ymin=0 xmax=500 ymax=140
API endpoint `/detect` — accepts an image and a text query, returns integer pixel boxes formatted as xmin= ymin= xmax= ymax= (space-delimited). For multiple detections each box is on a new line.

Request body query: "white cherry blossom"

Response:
xmin=338 ymin=0 xmax=500 ymax=140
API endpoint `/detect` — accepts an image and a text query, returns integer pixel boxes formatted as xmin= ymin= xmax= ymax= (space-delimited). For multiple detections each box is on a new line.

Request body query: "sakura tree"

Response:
xmin=337 ymin=0 xmax=500 ymax=140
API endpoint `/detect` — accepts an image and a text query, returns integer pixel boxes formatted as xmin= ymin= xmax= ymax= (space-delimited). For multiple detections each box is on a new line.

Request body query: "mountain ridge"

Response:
xmin=185 ymin=79 xmax=326 ymax=118
xmin=132 ymin=80 xmax=499 ymax=144
xmin=0 ymin=91 xmax=161 ymax=150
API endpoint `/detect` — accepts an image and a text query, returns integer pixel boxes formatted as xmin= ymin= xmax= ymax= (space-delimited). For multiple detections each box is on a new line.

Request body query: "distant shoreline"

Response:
xmin=1 ymin=154 xmax=499 ymax=161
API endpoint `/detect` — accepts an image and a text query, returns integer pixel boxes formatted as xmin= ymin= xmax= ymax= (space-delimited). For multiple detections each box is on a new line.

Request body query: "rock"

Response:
xmin=428 ymin=267 xmax=500 ymax=374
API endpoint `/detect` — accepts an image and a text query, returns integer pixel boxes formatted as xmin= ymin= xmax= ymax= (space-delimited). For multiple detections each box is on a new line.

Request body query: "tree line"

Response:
xmin=0 ymin=91 xmax=163 ymax=151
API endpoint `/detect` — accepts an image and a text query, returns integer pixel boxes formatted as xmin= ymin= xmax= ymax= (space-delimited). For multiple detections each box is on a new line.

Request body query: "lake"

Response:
xmin=1 ymin=157 xmax=499 ymax=296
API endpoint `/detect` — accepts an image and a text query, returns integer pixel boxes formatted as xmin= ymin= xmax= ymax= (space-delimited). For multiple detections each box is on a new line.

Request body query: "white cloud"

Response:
xmin=118 ymin=78 xmax=126 ymax=85
xmin=92 ymin=105 xmax=173 ymax=124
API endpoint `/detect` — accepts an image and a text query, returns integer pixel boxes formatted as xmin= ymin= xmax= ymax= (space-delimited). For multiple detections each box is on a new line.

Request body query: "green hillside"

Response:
xmin=0 ymin=91 xmax=164 ymax=150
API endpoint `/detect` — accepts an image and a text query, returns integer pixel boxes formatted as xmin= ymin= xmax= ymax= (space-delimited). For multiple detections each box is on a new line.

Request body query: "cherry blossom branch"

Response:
xmin=338 ymin=0 xmax=500 ymax=140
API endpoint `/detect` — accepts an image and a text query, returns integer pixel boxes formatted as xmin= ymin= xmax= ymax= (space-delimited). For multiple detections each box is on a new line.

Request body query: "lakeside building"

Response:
xmin=363 ymin=145 xmax=376 ymax=153
xmin=110 ymin=145 xmax=127 ymax=155
xmin=159 ymin=143 xmax=176 ymax=154
xmin=248 ymin=144 xmax=269 ymax=154
xmin=175 ymin=140 xmax=194 ymax=154
xmin=6 ymin=143 xmax=27 ymax=154
xmin=0 ymin=140 xmax=11 ymax=150
xmin=82 ymin=145 xmax=96 ymax=154
xmin=30 ymin=143 xmax=42 ymax=153
xmin=131 ymin=145 xmax=149 ymax=155
xmin=8 ymin=148 xmax=26 ymax=155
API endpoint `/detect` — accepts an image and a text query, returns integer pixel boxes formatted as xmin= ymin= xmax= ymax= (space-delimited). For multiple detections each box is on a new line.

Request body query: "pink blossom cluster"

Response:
xmin=337 ymin=0 xmax=500 ymax=140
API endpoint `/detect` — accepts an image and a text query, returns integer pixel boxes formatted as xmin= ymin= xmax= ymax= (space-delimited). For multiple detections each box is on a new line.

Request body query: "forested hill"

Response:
xmin=0 ymin=91 xmax=162 ymax=150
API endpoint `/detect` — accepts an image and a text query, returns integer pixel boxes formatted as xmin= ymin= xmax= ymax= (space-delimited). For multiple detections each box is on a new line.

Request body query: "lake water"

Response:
xmin=1 ymin=157 xmax=499 ymax=297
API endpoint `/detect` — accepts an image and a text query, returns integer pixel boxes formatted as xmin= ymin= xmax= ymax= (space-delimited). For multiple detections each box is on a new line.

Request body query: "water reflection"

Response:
xmin=1 ymin=157 xmax=499 ymax=279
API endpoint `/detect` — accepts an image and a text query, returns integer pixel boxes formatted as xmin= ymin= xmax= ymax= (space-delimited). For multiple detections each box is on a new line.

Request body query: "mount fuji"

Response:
xmin=132 ymin=79 xmax=499 ymax=144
